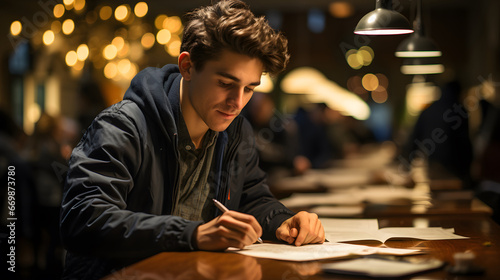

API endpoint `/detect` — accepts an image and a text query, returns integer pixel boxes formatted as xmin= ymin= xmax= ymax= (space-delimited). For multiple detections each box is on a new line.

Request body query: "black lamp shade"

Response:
xmin=354 ymin=0 xmax=413 ymax=35
xmin=395 ymin=33 xmax=441 ymax=57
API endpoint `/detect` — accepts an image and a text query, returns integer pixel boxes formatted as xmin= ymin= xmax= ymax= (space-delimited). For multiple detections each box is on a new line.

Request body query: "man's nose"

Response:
xmin=227 ymin=88 xmax=245 ymax=110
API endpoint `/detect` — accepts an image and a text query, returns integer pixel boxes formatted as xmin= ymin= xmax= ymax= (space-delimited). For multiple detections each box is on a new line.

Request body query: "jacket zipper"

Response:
xmin=170 ymin=133 xmax=180 ymax=214
xmin=218 ymin=119 xmax=242 ymax=206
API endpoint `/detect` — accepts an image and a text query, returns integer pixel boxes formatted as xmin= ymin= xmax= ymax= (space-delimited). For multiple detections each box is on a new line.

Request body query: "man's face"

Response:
xmin=186 ymin=50 xmax=263 ymax=132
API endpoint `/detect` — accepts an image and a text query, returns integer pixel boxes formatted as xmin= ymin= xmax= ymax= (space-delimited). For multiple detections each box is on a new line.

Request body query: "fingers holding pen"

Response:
xmin=196 ymin=211 xmax=263 ymax=251
xmin=217 ymin=211 xmax=262 ymax=245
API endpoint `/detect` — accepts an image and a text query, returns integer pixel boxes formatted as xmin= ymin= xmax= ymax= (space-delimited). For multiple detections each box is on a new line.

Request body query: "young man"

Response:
xmin=60 ymin=1 xmax=325 ymax=279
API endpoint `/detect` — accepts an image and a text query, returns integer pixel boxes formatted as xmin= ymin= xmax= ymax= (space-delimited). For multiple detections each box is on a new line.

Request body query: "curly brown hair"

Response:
xmin=180 ymin=0 xmax=290 ymax=76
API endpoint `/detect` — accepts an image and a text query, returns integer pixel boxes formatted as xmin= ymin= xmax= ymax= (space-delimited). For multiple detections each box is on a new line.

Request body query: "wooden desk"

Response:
xmin=103 ymin=215 xmax=500 ymax=280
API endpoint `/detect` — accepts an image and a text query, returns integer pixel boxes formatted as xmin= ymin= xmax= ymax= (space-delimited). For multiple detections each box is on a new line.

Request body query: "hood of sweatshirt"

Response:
xmin=122 ymin=64 xmax=182 ymax=143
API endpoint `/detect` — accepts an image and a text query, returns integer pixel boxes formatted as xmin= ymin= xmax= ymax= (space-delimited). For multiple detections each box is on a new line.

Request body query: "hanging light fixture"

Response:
xmin=395 ymin=0 xmax=441 ymax=57
xmin=354 ymin=0 xmax=413 ymax=35
xmin=400 ymin=57 xmax=444 ymax=75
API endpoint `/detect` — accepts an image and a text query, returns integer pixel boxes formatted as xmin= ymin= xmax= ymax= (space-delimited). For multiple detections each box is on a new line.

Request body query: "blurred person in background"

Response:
xmin=293 ymin=103 xmax=335 ymax=169
xmin=243 ymin=92 xmax=310 ymax=178
xmin=470 ymin=73 xmax=500 ymax=224
xmin=26 ymin=112 xmax=79 ymax=279
xmin=401 ymin=81 xmax=473 ymax=186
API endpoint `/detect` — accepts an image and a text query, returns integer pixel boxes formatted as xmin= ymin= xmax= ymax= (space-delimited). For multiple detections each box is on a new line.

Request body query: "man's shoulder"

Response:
xmin=92 ymin=100 xmax=148 ymax=132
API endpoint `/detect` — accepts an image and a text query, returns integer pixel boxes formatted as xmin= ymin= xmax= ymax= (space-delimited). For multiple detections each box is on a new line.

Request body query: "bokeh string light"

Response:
xmin=9 ymin=1 xmax=185 ymax=83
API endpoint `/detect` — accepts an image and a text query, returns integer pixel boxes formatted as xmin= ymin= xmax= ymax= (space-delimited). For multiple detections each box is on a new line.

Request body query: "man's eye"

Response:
xmin=219 ymin=81 xmax=232 ymax=88
xmin=245 ymin=87 xmax=254 ymax=93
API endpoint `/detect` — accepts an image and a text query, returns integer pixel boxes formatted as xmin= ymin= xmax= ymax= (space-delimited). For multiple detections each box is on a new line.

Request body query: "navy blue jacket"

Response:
xmin=60 ymin=65 xmax=294 ymax=279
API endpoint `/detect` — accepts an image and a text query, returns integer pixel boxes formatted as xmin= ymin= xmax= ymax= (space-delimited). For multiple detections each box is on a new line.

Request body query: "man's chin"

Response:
xmin=209 ymin=120 xmax=234 ymax=132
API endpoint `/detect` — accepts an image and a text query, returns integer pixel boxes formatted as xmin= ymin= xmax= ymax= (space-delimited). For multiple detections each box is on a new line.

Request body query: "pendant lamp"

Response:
xmin=354 ymin=0 xmax=414 ymax=35
xmin=395 ymin=0 xmax=441 ymax=57
xmin=400 ymin=57 xmax=444 ymax=75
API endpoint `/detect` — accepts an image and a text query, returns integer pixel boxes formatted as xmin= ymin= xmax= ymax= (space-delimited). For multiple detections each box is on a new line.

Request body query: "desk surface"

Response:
xmin=104 ymin=215 xmax=500 ymax=280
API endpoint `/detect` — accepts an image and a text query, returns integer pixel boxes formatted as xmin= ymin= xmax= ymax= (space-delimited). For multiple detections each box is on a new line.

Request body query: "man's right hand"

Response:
xmin=194 ymin=211 xmax=263 ymax=251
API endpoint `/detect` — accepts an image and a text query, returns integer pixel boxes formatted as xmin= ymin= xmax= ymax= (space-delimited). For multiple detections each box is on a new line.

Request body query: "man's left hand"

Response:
xmin=276 ymin=211 xmax=325 ymax=246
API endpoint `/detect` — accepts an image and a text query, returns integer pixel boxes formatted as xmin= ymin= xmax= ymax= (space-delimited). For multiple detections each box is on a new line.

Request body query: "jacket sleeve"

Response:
xmin=235 ymin=119 xmax=295 ymax=241
xmin=60 ymin=102 xmax=201 ymax=260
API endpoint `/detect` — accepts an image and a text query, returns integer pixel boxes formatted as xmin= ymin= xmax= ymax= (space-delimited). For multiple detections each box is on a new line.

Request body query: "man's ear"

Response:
xmin=178 ymin=51 xmax=193 ymax=81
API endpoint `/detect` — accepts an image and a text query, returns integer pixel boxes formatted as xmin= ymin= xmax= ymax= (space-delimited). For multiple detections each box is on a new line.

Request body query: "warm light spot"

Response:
xmin=115 ymin=5 xmax=129 ymax=22
xmin=347 ymin=75 xmax=367 ymax=95
xmin=347 ymin=53 xmax=362 ymax=69
xmin=63 ymin=0 xmax=74 ymax=9
xmin=395 ymin=50 xmax=442 ymax=58
xmin=155 ymin=15 xmax=167 ymax=30
xmin=62 ymin=19 xmax=75 ymax=35
xmin=104 ymin=62 xmax=118 ymax=79
xmin=118 ymin=59 xmax=131 ymax=74
xmin=103 ymin=44 xmax=118 ymax=60
xmin=141 ymin=33 xmax=155 ymax=49
xmin=65 ymin=50 xmax=78 ymax=66
xmin=117 ymin=42 xmax=129 ymax=58
xmin=112 ymin=36 xmax=125 ymax=51
xmin=74 ymin=0 xmax=85 ymax=11
xmin=372 ymin=87 xmax=388 ymax=103
xmin=124 ymin=63 xmax=138 ymax=80
xmin=401 ymin=64 xmax=445 ymax=75
xmin=358 ymin=49 xmax=372 ymax=66
xmin=345 ymin=49 xmax=356 ymax=61
xmin=43 ymin=30 xmax=55 ymax=45
xmin=53 ymin=4 xmax=65 ymax=18
xmin=166 ymin=40 xmax=181 ymax=57
xmin=362 ymin=73 xmax=379 ymax=91
xmin=51 ymin=21 xmax=61 ymax=33
xmin=28 ymin=104 xmax=42 ymax=124
xmin=129 ymin=43 xmax=143 ymax=61
xmin=254 ymin=74 xmax=274 ymax=93
xmin=73 ymin=60 xmax=85 ymax=71
xmin=163 ymin=16 xmax=182 ymax=33
xmin=11 ymin=21 xmax=22 ymax=36
xmin=280 ymin=67 xmax=371 ymax=120
xmin=359 ymin=46 xmax=374 ymax=58
xmin=329 ymin=2 xmax=354 ymax=18
xmin=156 ymin=29 xmax=171 ymax=45
xmin=99 ymin=6 xmax=112 ymax=20
xmin=134 ymin=2 xmax=148 ymax=18
xmin=77 ymin=44 xmax=89 ymax=61
xmin=376 ymin=73 xmax=389 ymax=89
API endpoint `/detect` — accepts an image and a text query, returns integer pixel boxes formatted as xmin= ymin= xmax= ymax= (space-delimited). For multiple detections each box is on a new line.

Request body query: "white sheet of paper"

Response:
xmin=320 ymin=218 xmax=469 ymax=243
xmin=227 ymin=243 xmax=420 ymax=262
xmin=321 ymin=218 xmax=379 ymax=232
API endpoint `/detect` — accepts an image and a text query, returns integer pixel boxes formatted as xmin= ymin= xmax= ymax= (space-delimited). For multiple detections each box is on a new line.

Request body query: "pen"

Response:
xmin=212 ymin=198 xmax=263 ymax=243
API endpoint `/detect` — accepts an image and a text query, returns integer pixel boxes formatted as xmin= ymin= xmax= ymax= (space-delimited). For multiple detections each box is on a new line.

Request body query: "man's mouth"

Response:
xmin=217 ymin=110 xmax=237 ymax=119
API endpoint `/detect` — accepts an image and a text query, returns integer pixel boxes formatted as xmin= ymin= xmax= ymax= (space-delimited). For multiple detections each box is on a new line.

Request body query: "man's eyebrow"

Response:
xmin=216 ymin=71 xmax=261 ymax=86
